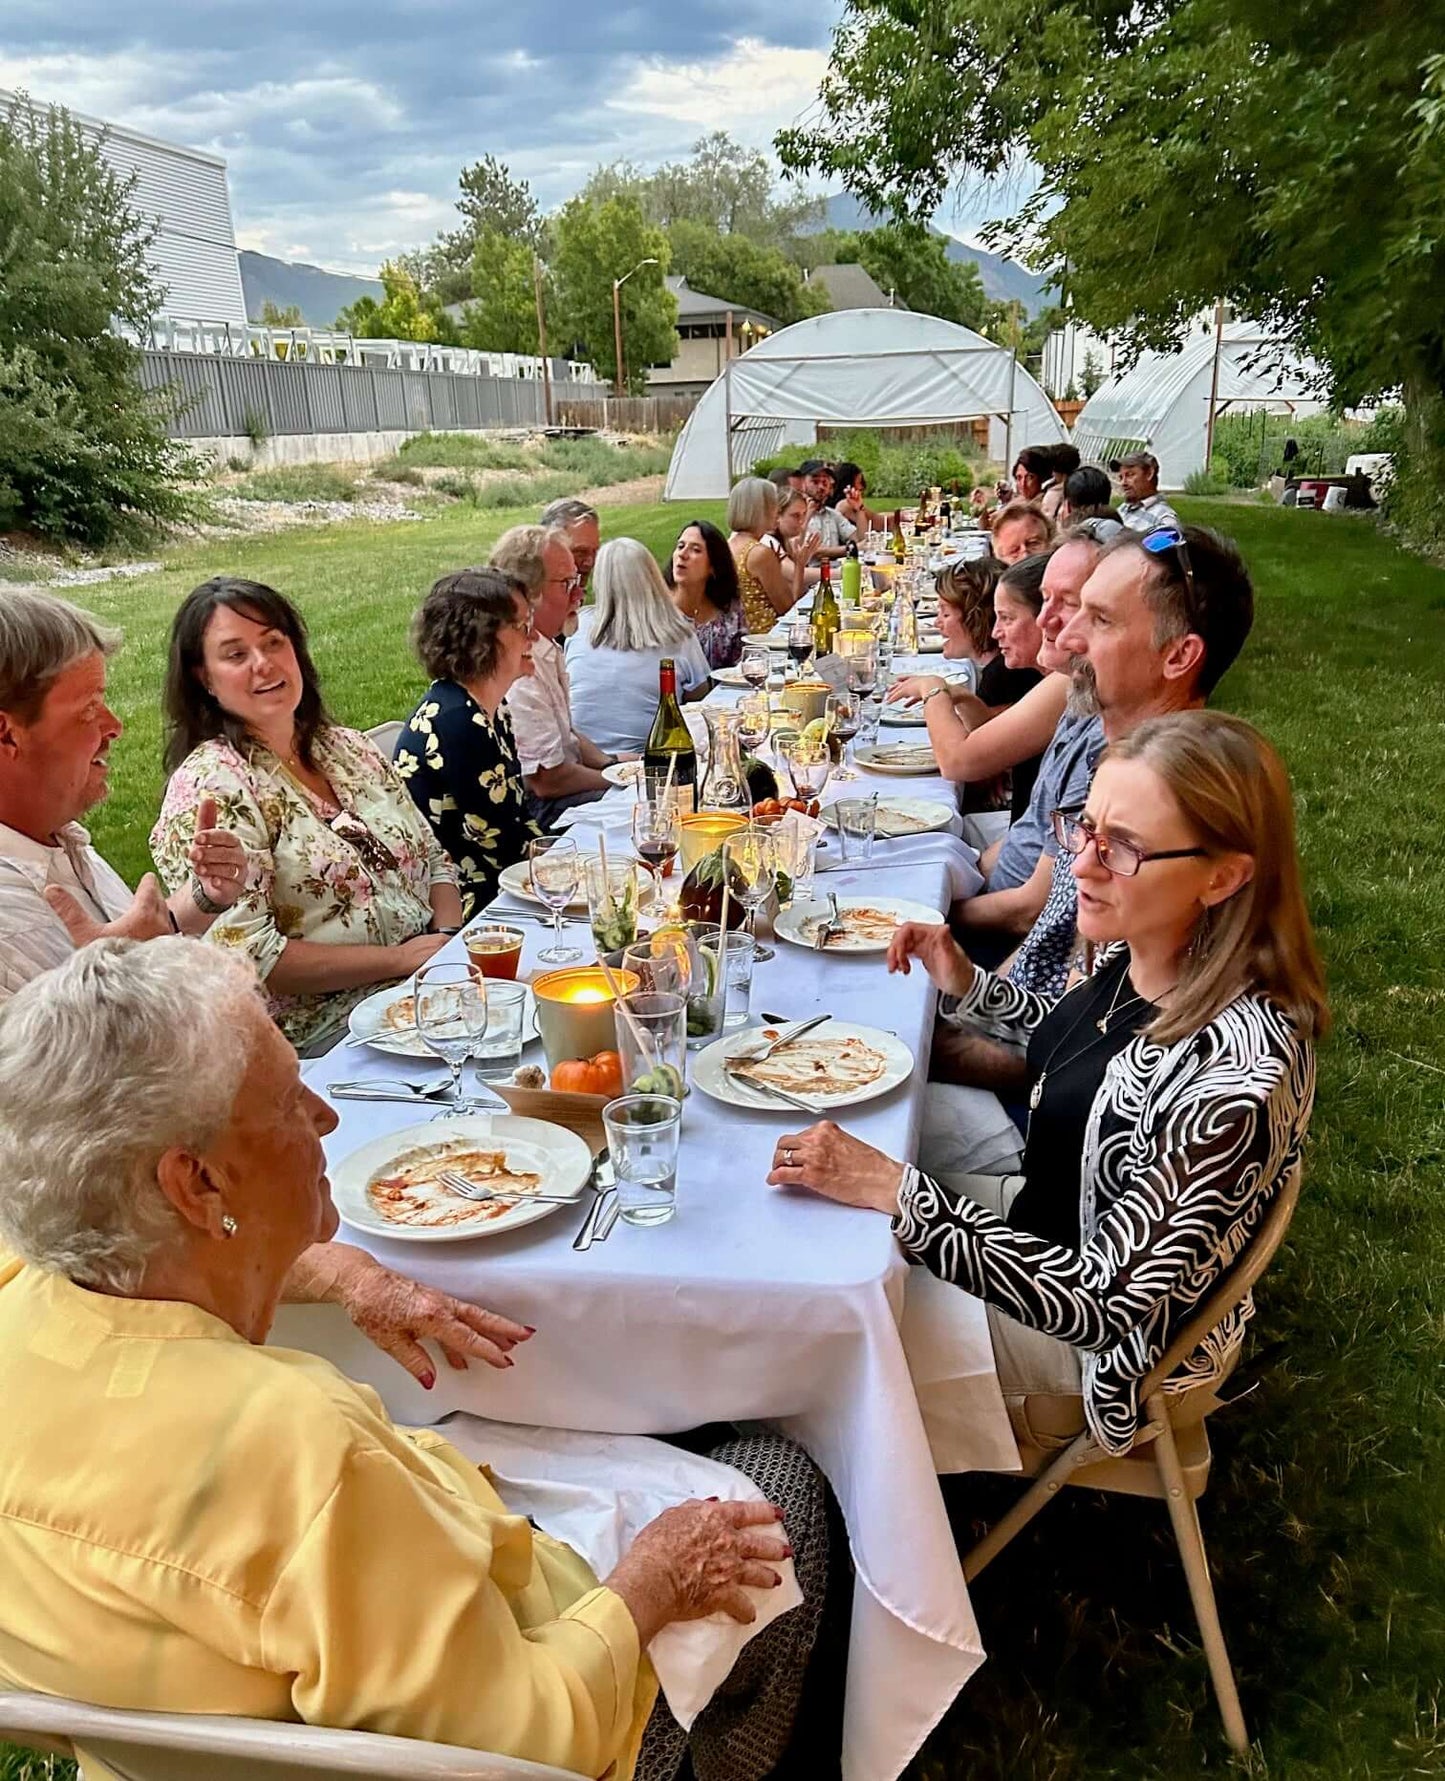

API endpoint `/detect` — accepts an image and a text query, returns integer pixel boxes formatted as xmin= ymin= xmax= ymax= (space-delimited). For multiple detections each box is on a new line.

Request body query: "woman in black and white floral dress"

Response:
xmin=395 ymin=568 xmax=542 ymax=922
xmin=767 ymin=710 xmax=1329 ymax=1455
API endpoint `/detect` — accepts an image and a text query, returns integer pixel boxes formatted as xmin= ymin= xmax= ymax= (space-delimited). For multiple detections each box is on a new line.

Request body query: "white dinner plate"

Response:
xmin=824 ymin=797 xmax=954 ymax=839
xmin=881 ymin=704 xmax=929 ymax=727
xmin=693 ymin=1020 xmax=914 ymax=1113
xmin=602 ymin=760 xmax=644 ymax=789
xmin=710 ymin=665 xmax=758 ymax=688
xmin=498 ymin=857 xmax=594 ymax=912
xmin=333 ymin=1115 xmax=592 ymax=1242
xmin=347 ymin=981 xmax=539 ymax=1058
xmin=854 ymin=743 xmax=941 ymax=777
xmin=773 ymin=895 xmax=943 ymax=954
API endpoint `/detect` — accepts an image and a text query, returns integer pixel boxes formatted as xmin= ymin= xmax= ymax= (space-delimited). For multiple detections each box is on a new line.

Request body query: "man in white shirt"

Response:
xmin=1112 ymin=451 xmax=1181 ymax=533
xmin=492 ymin=525 xmax=617 ymax=823
xmin=0 ymin=591 xmax=247 ymax=1003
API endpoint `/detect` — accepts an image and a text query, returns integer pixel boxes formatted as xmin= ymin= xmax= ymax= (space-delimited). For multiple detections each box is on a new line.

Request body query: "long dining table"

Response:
xmin=283 ymin=661 xmax=1022 ymax=1781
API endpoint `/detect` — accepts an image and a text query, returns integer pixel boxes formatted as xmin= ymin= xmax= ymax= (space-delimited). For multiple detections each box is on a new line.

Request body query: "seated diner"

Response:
xmin=769 ymin=710 xmax=1328 ymax=1451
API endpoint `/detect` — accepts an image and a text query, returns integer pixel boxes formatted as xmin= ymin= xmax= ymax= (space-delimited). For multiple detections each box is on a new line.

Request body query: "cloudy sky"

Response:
xmin=1 ymin=0 xmax=1019 ymax=274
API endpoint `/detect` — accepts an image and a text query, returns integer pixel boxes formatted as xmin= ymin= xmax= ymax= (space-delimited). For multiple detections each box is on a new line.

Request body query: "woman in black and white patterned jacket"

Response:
xmin=768 ymin=711 xmax=1329 ymax=1455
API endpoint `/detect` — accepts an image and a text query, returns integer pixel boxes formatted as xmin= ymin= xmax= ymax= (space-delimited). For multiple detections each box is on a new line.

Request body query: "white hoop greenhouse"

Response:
xmin=663 ymin=309 xmax=1066 ymax=501
xmin=1072 ymin=324 xmax=1327 ymax=488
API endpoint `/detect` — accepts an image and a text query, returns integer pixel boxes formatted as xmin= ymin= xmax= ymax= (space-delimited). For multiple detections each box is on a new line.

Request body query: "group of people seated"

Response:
xmin=0 ymin=460 xmax=1328 ymax=1780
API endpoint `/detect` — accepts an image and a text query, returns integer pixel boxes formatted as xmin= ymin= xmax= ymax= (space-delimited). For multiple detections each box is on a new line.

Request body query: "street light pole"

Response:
xmin=611 ymin=257 xmax=659 ymax=400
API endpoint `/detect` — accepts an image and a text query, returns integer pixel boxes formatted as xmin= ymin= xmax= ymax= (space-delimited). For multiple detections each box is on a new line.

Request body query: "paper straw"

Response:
xmin=596 ymin=953 xmax=656 ymax=1071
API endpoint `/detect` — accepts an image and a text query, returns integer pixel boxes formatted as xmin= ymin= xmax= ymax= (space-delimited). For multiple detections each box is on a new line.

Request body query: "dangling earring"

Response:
xmin=220 ymin=1214 xmax=238 ymax=1238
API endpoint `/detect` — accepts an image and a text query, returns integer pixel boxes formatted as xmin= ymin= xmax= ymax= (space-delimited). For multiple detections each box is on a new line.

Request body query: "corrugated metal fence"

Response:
xmin=138 ymin=351 xmax=697 ymax=439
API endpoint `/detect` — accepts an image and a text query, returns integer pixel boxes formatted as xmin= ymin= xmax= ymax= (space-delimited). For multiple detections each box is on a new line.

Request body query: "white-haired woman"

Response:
xmin=726 ymin=477 xmax=805 ymax=632
xmin=0 ymin=939 xmax=831 ymax=1781
xmin=568 ymin=538 xmax=714 ymax=756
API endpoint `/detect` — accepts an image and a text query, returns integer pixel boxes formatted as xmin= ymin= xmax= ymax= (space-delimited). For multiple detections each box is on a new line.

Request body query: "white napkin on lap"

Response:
xmin=437 ymin=1417 xmax=803 ymax=1728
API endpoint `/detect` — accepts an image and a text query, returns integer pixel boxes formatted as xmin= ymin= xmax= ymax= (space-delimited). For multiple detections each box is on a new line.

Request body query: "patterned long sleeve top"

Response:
xmin=393 ymin=681 xmax=540 ymax=921
xmin=895 ymin=957 xmax=1316 ymax=1453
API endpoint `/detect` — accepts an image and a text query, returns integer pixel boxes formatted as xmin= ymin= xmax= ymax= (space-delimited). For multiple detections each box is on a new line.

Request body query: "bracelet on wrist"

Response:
xmin=190 ymin=876 xmax=226 ymax=916
xmin=920 ymin=684 xmax=948 ymax=708
xmin=433 ymin=926 xmax=463 ymax=936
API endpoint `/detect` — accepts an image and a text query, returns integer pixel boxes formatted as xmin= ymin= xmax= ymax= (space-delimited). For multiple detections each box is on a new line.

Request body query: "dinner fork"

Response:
xmin=813 ymin=893 xmax=844 ymax=951
xmin=438 ymin=1169 xmax=582 ymax=1206
xmin=726 ymin=1013 xmax=831 ymax=1064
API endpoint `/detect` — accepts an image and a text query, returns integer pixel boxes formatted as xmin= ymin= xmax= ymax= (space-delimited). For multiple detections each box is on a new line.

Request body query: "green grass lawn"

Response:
xmin=5 ymin=498 xmax=1445 ymax=1780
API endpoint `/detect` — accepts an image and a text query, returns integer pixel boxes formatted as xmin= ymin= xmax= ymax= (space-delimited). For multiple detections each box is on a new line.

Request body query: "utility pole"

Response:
xmin=534 ymin=256 xmax=553 ymax=428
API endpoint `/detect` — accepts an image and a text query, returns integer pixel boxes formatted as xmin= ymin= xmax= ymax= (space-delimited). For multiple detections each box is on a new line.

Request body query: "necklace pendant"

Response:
xmin=1029 ymin=1075 xmax=1044 ymax=1111
xmin=1096 ymin=1015 xmax=1109 ymax=1034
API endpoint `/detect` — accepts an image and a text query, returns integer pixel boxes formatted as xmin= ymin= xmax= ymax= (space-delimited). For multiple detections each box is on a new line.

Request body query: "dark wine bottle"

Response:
xmin=643 ymin=658 xmax=697 ymax=813
xmin=811 ymin=559 xmax=841 ymax=659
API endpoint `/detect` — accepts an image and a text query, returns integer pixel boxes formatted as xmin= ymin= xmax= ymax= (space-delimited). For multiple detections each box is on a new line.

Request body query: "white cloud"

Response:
xmin=608 ymin=36 xmax=828 ymax=135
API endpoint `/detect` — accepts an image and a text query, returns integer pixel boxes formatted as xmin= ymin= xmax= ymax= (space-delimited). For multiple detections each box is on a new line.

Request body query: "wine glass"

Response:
xmin=722 ymin=829 xmax=776 ymax=956
xmin=783 ymin=739 xmax=832 ymax=805
xmin=826 ymin=690 xmax=862 ymax=781
xmin=735 ymin=691 xmax=771 ymax=759
xmin=527 ymin=836 xmax=582 ymax=963
xmin=413 ymin=962 xmax=488 ymax=1119
xmin=846 ymin=645 xmax=878 ymax=698
xmin=786 ymin=618 xmax=812 ymax=677
xmin=740 ymin=644 xmax=771 ymax=690
xmin=631 ymin=796 xmax=680 ymax=882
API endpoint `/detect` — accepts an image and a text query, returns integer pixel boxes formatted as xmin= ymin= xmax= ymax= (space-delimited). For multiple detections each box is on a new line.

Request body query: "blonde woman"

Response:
xmin=769 ymin=710 xmax=1328 ymax=1455
xmin=726 ymin=476 xmax=805 ymax=633
xmin=567 ymin=537 xmax=714 ymax=755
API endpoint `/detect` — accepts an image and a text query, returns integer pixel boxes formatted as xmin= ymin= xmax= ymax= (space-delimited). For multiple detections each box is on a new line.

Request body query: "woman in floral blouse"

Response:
xmin=394 ymin=567 xmax=541 ymax=921
xmin=151 ymin=578 xmax=461 ymax=1051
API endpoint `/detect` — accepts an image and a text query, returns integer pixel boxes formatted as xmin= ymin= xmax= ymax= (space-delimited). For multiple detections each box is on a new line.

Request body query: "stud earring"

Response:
xmin=221 ymin=1214 xmax=238 ymax=1237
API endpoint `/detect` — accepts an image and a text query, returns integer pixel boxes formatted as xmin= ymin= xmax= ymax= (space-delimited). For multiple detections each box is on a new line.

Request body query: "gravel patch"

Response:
xmin=207 ymin=496 xmax=426 ymax=536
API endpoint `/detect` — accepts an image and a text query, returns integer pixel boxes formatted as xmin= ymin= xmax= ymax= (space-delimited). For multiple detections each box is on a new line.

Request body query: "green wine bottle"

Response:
xmin=812 ymin=560 xmax=841 ymax=660
xmin=644 ymin=657 xmax=697 ymax=813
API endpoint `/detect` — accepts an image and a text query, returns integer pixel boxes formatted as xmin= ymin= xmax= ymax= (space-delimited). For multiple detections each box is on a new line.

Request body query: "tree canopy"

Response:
xmin=777 ymin=0 xmax=1445 ymax=548
xmin=0 ymin=97 xmax=196 ymax=545
xmin=805 ymin=223 xmax=993 ymax=332
xmin=550 ymin=195 xmax=676 ymax=392
xmin=335 ymin=261 xmax=459 ymax=344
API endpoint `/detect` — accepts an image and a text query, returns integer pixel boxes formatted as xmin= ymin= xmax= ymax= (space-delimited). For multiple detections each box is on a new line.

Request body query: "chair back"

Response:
xmin=1138 ymin=1170 xmax=1302 ymax=1403
xmin=0 ymin=1691 xmax=580 ymax=1780
xmin=365 ymin=720 xmax=405 ymax=761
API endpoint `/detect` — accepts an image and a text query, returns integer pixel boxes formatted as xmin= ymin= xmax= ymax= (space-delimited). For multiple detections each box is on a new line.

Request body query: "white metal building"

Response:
xmin=1 ymin=88 xmax=247 ymax=324
xmin=665 ymin=308 xmax=1066 ymax=501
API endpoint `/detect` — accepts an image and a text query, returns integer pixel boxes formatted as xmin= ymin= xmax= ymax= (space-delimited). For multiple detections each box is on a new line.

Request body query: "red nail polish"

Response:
xmin=501 ymin=1355 xmax=514 ymax=1368
xmin=419 ymin=1370 xmax=435 ymax=1390
xmin=522 ymin=1325 xmax=537 ymax=1335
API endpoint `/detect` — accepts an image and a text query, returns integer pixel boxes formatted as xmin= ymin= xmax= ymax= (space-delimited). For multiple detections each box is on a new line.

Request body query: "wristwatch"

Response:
xmin=920 ymin=684 xmax=949 ymax=708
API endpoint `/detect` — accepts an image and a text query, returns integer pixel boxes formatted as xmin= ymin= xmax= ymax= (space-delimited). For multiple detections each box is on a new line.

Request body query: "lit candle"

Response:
xmin=532 ymin=967 xmax=639 ymax=1074
xmin=566 ymin=986 xmax=610 ymax=1005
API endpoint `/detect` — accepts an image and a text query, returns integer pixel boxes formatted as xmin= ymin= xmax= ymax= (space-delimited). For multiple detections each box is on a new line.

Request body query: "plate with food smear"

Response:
xmin=347 ymin=982 xmax=538 ymax=1058
xmin=773 ymin=895 xmax=942 ymax=954
xmin=602 ymin=759 xmax=645 ymax=789
xmin=823 ymin=798 xmax=954 ymax=839
xmin=332 ymin=1116 xmax=592 ymax=1241
xmin=693 ymin=1020 xmax=913 ymax=1112
xmin=853 ymin=742 xmax=941 ymax=776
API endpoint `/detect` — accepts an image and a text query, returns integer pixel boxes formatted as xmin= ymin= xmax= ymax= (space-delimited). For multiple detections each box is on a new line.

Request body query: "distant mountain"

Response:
xmin=238 ymin=251 xmax=384 ymax=328
xmin=809 ymin=193 xmax=1053 ymax=317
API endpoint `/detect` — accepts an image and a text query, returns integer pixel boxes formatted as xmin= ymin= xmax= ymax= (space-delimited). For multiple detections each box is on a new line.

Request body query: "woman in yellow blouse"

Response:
xmin=0 ymin=941 xmax=792 ymax=1781
xmin=151 ymin=578 xmax=461 ymax=1051
xmin=726 ymin=477 xmax=807 ymax=634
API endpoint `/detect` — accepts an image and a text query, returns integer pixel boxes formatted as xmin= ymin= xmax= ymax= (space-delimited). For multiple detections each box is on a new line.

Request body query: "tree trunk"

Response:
xmin=1391 ymin=373 xmax=1445 ymax=560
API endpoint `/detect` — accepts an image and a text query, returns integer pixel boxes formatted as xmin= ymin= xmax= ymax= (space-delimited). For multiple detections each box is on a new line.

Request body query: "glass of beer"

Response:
xmin=464 ymin=924 xmax=525 ymax=981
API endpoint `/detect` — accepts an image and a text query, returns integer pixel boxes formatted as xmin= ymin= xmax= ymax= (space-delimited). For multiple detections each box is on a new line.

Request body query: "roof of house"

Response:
xmin=665 ymin=275 xmax=776 ymax=330
xmin=807 ymin=263 xmax=908 ymax=312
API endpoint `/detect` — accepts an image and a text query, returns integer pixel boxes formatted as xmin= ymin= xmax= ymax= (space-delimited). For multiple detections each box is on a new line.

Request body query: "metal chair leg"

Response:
xmin=963 ymin=1429 xmax=1099 ymax=1582
xmin=1147 ymin=1395 xmax=1250 ymax=1756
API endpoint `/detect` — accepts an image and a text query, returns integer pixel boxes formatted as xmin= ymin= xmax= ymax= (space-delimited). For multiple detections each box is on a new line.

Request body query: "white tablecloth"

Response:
xmin=285 ymin=706 xmax=1018 ymax=1781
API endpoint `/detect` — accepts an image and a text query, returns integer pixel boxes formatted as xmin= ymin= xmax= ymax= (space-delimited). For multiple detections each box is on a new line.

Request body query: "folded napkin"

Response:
xmin=438 ymin=1417 xmax=803 ymax=1728
xmin=818 ymin=831 xmax=983 ymax=902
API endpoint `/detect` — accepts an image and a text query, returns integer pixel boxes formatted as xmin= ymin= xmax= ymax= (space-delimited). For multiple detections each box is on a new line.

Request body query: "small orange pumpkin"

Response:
xmin=551 ymin=1051 xmax=625 ymax=1098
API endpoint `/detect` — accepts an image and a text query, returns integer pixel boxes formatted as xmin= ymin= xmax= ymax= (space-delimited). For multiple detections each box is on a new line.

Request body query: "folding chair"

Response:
xmin=365 ymin=720 xmax=405 ymax=761
xmin=0 ymin=1692 xmax=582 ymax=1781
xmin=963 ymin=1173 xmax=1302 ymax=1755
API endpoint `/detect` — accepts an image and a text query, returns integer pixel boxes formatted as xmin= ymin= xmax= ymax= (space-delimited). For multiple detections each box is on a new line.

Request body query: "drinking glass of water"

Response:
xmin=603 ymin=1093 xmax=683 ymax=1226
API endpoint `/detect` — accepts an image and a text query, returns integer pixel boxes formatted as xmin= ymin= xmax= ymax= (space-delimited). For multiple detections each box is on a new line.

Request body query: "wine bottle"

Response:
xmin=812 ymin=560 xmax=841 ymax=660
xmin=644 ymin=658 xmax=697 ymax=814
xmin=890 ymin=511 xmax=906 ymax=564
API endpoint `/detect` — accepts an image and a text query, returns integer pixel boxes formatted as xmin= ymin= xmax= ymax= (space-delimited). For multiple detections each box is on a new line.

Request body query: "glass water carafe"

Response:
xmin=700 ymin=707 xmax=751 ymax=811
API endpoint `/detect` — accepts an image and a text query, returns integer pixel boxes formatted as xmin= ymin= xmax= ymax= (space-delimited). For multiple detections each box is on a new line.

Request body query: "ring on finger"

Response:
xmin=782 ymin=1148 xmax=797 ymax=1166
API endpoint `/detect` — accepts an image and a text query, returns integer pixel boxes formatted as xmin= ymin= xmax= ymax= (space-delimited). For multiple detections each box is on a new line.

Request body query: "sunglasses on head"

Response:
xmin=1140 ymin=526 xmax=1198 ymax=622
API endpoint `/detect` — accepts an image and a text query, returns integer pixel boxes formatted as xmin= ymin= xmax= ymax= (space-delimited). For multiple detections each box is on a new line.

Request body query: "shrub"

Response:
xmin=433 ymin=471 xmax=479 ymax=501
xmin=397 ymin=433 xmax=532 ymax=470
xmin=0 ymin=99 xmax=201 ymax=545
xmin=375 ymin=461 xmax=424 ymax=486
xmin=229 ymin=464 xmax=362 ymax=503
xmin=1184 ymin=462 xmax=1231 ymax=495
xmin=754 ymin=427 xmax=980 ymax=499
